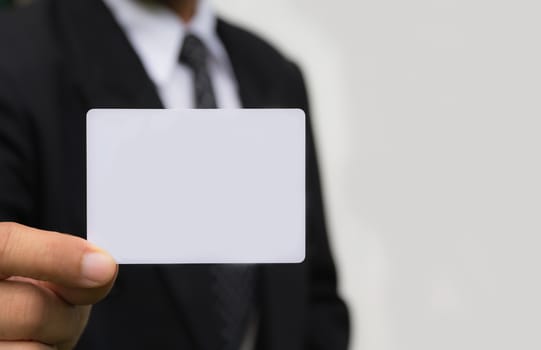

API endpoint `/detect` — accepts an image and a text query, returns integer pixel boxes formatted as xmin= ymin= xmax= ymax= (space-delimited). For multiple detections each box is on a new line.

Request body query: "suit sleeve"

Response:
xmin=0 ymin=66 xmax=38 ymax=224
xmin=287 ymin=64 xmax=351 ymax=350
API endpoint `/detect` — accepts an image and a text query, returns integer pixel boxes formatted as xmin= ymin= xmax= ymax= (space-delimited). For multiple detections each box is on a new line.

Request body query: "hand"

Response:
xmin=0 ymin=222 xmax=117 ymax=350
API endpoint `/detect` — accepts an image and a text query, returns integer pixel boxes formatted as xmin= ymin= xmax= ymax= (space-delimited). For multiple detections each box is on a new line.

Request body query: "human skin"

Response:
xmin=0 ymin=222 xmax=117 ymax=350
xmin=139 ymin=0 xmax=197 ymax=22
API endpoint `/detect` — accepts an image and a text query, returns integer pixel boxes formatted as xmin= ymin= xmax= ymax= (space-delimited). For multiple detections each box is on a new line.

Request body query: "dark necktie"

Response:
xmin=179 ymin=33 xmax=257 ymax=350
xmin=179 ymin=33 xmax=218 ymax=108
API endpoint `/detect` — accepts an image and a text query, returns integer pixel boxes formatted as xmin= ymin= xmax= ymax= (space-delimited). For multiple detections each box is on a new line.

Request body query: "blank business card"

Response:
xmin=86 ymin=109 xmax=305 ymax=264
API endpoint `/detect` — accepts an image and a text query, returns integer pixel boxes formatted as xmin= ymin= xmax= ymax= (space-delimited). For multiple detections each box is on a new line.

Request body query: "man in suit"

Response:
xmin=0 ymin=0 xmax=349 ymax=349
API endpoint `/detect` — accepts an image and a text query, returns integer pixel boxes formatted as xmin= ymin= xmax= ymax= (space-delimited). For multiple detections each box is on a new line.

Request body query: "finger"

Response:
xmin=45 ymin=279 xmax=117 ymax=306
xmin=0 ymin=222 xmax=117 ymax=292
xmin=8 ymin=275 xmax=114 ymax=306
xmin=0 ymin=342 xmax=55 ymax=350
xmin=0 ymin=280 xmax=88 ymax=345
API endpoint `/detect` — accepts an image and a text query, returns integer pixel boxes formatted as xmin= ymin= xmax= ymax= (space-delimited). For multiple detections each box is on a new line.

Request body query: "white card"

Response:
xmin=86 ymin=109 xmax=305 ymax=264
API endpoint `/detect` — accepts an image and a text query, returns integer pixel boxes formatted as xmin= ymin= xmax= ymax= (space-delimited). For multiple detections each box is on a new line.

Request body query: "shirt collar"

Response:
xmin=102 ymin=0 xmax=228 ymax=86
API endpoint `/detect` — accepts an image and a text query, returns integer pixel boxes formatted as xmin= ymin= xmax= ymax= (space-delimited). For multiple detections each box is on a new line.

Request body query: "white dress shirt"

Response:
xmin=102 ymin=0 xmax=241 ymax=109
xmin=101 ymin=1 xmax=256 ymax=349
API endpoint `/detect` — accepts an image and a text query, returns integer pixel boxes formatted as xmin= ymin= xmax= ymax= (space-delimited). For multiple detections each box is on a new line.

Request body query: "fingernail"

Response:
xmin=81 ymin=251 xmax=117 ymax=287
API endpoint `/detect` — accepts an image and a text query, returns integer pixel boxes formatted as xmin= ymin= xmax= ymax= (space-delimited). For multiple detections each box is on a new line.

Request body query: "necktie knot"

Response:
xmin=178 ymin=33 xmax=217 ymax=108
xmin=179 ymin=33 xmax=210 ymax=71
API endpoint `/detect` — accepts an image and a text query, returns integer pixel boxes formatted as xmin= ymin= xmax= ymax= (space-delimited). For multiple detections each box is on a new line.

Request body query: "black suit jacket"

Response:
xmin=0 ymin=0 xmax=349 ymax=349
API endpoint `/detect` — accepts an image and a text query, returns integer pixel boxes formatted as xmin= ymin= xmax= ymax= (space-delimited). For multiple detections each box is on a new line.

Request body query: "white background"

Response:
xmin=213 ymin=1 xmax=541 ymax=349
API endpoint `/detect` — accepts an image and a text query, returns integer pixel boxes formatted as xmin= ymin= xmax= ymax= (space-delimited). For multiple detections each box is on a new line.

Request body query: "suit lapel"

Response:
xmin=217 ymin=19 xmax=284 ymax=109
xmin=54 ymin=0 xmax=163 ymax=109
